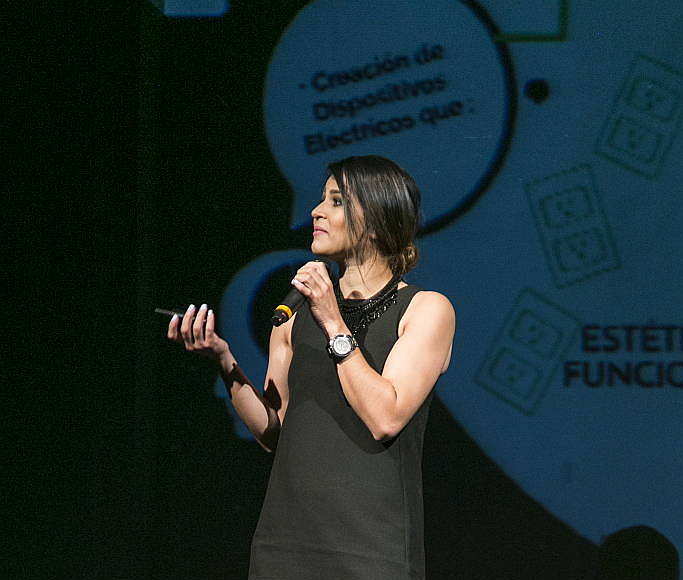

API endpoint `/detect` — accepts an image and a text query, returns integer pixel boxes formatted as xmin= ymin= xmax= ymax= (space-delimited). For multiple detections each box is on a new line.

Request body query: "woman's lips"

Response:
xmin=313 ymin=228 xmax=327 ymax=235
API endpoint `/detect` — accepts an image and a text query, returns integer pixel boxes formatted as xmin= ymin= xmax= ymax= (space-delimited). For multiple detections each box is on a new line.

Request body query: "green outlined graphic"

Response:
xmin=493 ymin=0 xmax=569 ymax=42
xmin=146 ymin=0 xmax=229 ymax=17
xmin=596 ymin=54 xmax=683 ymax=178
xmin=475 ymin=289 xmax=580 ymax=415
xmin=525 ymin=165 xmax=621 ymax=288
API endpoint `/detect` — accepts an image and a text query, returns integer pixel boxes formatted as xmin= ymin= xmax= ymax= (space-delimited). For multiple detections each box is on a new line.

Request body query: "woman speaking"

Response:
xmin=167 ymin=155 xmax=456 ymax=579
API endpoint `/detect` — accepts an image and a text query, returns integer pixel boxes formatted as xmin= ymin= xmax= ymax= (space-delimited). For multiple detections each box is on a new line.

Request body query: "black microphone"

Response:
xmin=271 ymin=259 xmax=334 ymax=326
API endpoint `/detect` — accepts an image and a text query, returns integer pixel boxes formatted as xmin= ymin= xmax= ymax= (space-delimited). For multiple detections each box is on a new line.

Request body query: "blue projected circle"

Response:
xmin=264 ymin=0 xmax=513 ymax=230
xmin=219 ymin=0 xmax=683 ymax=561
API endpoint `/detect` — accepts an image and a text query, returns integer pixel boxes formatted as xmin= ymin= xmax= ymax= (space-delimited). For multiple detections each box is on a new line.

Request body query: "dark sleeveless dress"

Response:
xmin=248 ymin=284 xmax=434 ymax=580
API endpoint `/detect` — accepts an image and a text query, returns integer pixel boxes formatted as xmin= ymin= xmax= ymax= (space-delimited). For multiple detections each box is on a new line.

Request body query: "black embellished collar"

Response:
xmin=334 ymin=273 xmax=404 ymax=334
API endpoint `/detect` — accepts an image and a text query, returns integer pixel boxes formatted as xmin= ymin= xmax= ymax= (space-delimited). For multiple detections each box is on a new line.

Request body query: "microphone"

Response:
xmin=271 ymin=259 xmax=334 ymax=326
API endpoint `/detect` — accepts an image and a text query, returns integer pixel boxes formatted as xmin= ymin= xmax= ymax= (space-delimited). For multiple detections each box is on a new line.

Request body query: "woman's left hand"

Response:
xmin=292 ymin=261 xmax=346 ymax=337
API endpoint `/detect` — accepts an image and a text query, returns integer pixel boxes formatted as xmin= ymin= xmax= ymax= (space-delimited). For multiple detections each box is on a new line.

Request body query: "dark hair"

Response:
xmin=327 ymin=155 xmax=422 ymax=277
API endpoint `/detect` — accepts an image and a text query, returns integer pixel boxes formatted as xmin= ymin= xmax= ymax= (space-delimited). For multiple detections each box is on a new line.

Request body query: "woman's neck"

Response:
xmin=337 ymin=259 xmax=396 ymax=299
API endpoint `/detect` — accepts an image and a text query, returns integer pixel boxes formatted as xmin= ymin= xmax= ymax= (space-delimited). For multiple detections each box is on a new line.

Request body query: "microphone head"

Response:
xmin=271 ymin=310 xmax=288 ymax=326
xmin=270 ymin=259 xmax=337 ymax=327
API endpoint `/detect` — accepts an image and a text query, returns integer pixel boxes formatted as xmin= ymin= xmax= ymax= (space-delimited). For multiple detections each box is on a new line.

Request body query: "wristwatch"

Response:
xmin=327 ymin=333 xmax=358 ymax=361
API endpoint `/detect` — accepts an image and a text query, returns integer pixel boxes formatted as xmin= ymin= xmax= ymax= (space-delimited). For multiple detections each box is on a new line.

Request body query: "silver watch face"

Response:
xmin=332 ymin=335 xmax=352 ymax=356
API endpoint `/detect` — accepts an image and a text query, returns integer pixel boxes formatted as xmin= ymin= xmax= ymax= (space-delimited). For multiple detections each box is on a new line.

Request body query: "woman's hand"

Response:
xmin=292 ymin=261 xmax=346 ymax=337
xmin=167 ymin=303 xmax=230 ymax=362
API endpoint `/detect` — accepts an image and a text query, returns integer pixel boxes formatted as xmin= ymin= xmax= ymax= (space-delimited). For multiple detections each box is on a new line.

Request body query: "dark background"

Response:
xmin=13 ymin=2 xmax=610 ymax=578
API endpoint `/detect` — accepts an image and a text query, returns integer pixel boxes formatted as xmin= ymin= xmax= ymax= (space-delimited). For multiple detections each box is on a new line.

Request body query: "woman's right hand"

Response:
xmin=167 ymin=303 xmax=230 ymax=362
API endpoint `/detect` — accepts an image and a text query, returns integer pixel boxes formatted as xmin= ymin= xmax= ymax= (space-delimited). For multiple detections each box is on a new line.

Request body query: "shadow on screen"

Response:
xmin=423 ymin=396 xmax=597 ymax=579
xmin=593 ymin=525 xmax=679 ymax=580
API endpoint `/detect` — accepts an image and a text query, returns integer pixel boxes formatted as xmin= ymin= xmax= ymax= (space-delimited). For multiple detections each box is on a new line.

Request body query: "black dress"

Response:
xmin=249 ymin=284 xmax=434 ymax=580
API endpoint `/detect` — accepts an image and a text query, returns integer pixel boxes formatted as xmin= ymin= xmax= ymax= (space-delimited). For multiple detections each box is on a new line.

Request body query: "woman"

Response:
xmin=167 ymin=155 xmax=456 ymax=579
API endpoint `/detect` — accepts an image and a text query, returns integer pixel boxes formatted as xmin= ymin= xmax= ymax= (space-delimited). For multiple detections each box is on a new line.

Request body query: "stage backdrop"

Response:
xmin=142 ymin=1 xmax=682 ymax=578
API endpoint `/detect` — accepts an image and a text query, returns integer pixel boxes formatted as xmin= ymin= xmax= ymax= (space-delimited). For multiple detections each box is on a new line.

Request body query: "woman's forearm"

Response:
xmin=326 ymin=321 xmax=398 ymax=441
xmin=219 ymin=352 xmax=281 ymax=452
xmin=336 ymin=350 xmax=398 ymax=440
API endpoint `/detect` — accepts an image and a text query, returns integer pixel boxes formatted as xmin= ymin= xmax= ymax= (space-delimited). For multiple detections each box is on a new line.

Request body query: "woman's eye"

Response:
xmin=333 ymin=198 xmax=343 ymax=206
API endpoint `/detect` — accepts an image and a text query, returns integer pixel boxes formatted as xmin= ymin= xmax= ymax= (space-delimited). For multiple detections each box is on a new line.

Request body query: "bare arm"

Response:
xmin=220 ymin=319 xmax=292 ymax=452
xmin=289 ymin=262 xmax=456 ymax=442
xmin=328 ymin=292 xmax=455 ymax=441
xmin=168 ymin=304 xmax=292 ymax=452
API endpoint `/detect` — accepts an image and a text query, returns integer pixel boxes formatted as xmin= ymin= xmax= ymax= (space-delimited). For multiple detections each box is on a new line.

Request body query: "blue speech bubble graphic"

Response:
xmin=264 ymin=0 xmax=515 ymax=231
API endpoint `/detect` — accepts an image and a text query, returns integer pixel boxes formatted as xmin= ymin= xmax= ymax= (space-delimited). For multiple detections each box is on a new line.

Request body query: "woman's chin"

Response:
xmin=311 ymin=246 xmax=332 ymax=257
xmin=311 ymin=239 xmax=328 ymax=253
xmin=311 ymin=243 xmax=342 ymax=261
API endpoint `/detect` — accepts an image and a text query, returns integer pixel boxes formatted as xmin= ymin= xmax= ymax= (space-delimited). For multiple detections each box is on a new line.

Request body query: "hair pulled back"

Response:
xmin=327 ymin=155 xmax=422 ymax=277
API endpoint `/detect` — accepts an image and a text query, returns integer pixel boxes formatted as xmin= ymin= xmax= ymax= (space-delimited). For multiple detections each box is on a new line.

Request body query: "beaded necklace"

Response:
xmin=334 ymin=272 xmax=403 ymax=334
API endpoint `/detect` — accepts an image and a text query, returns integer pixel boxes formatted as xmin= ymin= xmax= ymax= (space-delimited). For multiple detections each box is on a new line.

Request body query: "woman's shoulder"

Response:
xmin=398 ymin=285 xmax=456 ymax=334
xmin=400 ymin=281 xmax=454 ymax=307
xmin=409 ymin=288 xmax=455 ymax=313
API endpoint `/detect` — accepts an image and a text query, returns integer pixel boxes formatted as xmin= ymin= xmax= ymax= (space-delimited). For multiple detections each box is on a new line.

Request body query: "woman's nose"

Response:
xmin=311 ymin=201 xmax=325 ymax=219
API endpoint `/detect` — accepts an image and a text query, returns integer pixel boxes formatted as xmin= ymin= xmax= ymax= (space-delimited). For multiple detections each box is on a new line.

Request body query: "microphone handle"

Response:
xmin=271 ymin=259 xmax=334 ymax=326
xmin=271 ymin=287 xmax=306 ymax=326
